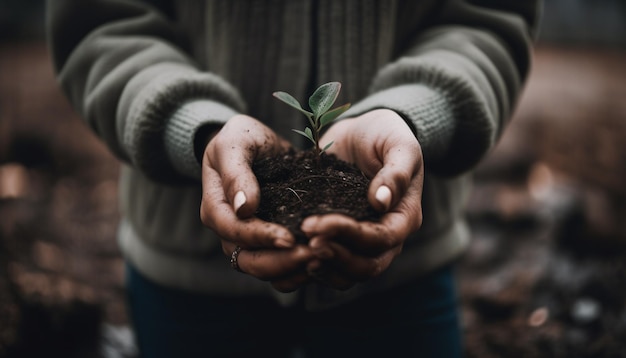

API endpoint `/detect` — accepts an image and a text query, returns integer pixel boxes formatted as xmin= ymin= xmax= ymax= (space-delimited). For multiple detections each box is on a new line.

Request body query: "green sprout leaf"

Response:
xmin=308 ymin=82 xmax=341 ymax=118
xmin=319 ymin=102 xmax=351 ymax=129
xmin=292 ymin=128 xmax=316 ymax=145
xmin=274 ymin=82 xmax=350 ymax=159
xmin=304 ymin=126 xmax=314 ymax=140
xmin=273 ymin=91 xmax=313 ymax=118
xmin=321 ymin=141 xmax=334 ymax=153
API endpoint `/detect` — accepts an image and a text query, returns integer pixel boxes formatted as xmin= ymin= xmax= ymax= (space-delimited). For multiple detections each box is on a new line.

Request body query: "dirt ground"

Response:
xmin=1 ymin=42 xmax=625 ymax=357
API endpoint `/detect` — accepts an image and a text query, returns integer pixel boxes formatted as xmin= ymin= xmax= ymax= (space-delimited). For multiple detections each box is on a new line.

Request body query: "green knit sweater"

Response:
xmin=46 ymin=0 xmax=540 ymax=310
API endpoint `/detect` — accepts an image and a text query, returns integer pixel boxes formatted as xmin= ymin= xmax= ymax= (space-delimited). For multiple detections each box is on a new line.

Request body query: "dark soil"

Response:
xmin=253 ymin=149 xmax=381 ymax=242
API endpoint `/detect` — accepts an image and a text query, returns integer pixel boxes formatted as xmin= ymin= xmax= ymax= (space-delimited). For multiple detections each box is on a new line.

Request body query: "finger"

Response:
xmin=302 ymin=214 xmax=403 ymax=255
xmin=367 ymin=139 xmax=422 ymax=212
xmin=209 ymin=145 xmax=262 ymax=219
xmin=223 ymin=242 xmax=314 ymax=281
xmin=206 ymin=128 xmax=260 ymax=219
xmin=307 ymin=241 xmax=398 ymax=283
xmin=302 ymin=174 xmax=423 ymax=254
xmin=202 ymin=165 xmax=294 ymax=248
xmin=306 ymin=259 xmax=354 ymax=290
xmin=387 ymin=181 xmax=424 ymax=235
xmin=207 ymin=115 xmax=290 ymax=218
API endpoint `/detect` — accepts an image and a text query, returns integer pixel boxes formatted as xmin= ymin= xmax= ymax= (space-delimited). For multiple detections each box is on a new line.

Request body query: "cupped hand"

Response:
xmin=200 ymin=114 xmax=314 ymax=291
xmin=301 ymin=109 xmax=424 ymax=290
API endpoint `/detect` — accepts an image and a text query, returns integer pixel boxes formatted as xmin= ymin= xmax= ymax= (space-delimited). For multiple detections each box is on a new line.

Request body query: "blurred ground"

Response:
xmin=1 ymin=39 xmax=625 ymax=358
xmin=459 ymin=45 xmax=626 ymax=357
xmin=0 ymin=42 xmax=130 ymax=357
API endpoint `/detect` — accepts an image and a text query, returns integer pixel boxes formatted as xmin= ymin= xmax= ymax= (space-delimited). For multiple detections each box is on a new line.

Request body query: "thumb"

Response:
xmin=205 ymin=143 xmax=261 ymax=219
xmin=367 ymin=142 xmax=423 ymax=212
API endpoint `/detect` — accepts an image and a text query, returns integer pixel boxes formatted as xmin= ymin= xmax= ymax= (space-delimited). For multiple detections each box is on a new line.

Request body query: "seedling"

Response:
xmin=273 ymin=82 xmax=350 ymax=157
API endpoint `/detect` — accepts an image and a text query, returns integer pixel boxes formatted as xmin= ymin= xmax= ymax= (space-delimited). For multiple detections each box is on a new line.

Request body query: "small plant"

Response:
xmin=273 ymin=82 xmax=350 ymax=157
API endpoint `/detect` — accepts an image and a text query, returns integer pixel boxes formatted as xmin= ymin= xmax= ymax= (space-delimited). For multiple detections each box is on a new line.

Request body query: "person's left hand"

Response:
xmin=200 ymin=114 xmax=315 ymax=292
xmin=300 ymin=109 xmax=424 ymax=290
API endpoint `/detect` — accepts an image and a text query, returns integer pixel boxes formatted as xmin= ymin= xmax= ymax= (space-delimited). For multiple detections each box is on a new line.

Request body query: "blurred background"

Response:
xmin=0 ymin=1 xmax=625 ymax=357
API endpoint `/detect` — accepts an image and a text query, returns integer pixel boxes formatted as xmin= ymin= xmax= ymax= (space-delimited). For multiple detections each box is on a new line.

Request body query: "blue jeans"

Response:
xmin=126 ymin=263 xmax=463 ymax=357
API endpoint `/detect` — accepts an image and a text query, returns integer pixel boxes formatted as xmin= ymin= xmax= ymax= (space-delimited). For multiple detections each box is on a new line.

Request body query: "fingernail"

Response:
xmin=301 ymin=217 xmax=315 ymax=233
xmin=233 ymin=191 xmax=246 ymax=213
xmin=375 ymin=185 xmax=392 ymax=210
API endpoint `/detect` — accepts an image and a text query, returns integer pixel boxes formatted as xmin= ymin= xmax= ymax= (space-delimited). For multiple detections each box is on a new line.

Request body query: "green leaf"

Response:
xmin=321 ymin=141 xmax=334 ymax=153
xmin=292 ymin=128 xmax=316 ymax=145
xmin=319 ymin=102 xmax=351 ymax=129
xmin=273 ymin=91 xmax=313 ymax=118
xmin=308 ymin=82 xmax=341 ymax=118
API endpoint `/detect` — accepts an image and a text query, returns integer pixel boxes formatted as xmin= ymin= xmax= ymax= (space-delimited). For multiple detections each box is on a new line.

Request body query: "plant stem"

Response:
xmin=313 ymin=116 xmax=321 ymax=164
xmin=314 ymin=128 xmax=321 ymax=157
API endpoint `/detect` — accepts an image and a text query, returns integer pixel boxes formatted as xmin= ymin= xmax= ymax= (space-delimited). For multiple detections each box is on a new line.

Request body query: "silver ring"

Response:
xmin=230 ymin=246 xmax=242 ymax=272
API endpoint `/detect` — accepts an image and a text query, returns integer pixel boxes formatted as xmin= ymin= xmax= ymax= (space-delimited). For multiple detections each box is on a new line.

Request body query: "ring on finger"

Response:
xmin=230 ymin=246 xmax=243 ymax=272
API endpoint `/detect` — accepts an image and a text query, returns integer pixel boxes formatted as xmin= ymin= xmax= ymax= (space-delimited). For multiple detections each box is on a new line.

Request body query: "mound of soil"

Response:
xmin=253 ymin=149 xmax=382 ymax=242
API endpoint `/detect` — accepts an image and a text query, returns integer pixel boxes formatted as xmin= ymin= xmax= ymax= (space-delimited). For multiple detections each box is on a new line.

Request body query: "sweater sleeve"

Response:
xmin=342 ymin=0 xmax=541 ymax=176
xmin=46 ymin=0 xmax=245 ymax=183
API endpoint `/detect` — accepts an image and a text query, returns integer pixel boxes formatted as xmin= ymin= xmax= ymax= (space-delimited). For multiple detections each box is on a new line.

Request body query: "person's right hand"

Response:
xmin=300 ymin=109 xmax=424 ymax=290
xmin=200 ymin=114 xmax=315 ymax=292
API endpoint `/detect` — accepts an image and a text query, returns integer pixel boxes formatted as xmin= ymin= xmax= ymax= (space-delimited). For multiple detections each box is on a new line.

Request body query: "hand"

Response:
xmin=200 ymin=114 xmax=314 ymax=292
xmin=301 ymin=109 xmax=424 ymax=290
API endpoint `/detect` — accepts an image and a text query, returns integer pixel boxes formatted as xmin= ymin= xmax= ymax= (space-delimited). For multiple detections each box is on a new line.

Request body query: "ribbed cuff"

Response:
xmin=164 ymin=100 xmax=239 ymax=179
xmin=121 ymin=62 xmax=246 ymax=184
xmin=342 ymin=84 xmax=456 ymax=166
